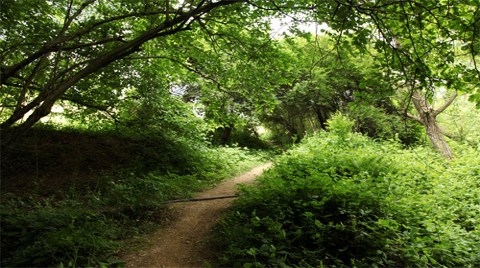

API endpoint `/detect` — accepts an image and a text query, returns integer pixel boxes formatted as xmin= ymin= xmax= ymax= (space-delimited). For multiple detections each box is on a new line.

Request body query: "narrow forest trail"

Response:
xmin=121 ymin=163 xmax=272 ymax=268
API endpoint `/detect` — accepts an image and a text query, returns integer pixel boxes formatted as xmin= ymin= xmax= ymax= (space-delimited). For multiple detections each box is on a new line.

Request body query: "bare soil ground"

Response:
xmin=120 ymin=163 xmax=272 ymax=268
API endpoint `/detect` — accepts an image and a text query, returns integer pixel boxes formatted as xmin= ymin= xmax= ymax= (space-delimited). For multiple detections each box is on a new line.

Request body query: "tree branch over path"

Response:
xmin=1 ymin=0 xmax=479 ymax=138
xmin=0 ymin=5 xmax=203 ymax=84
xmin=1 ymin=0 xmax=245 ymax=132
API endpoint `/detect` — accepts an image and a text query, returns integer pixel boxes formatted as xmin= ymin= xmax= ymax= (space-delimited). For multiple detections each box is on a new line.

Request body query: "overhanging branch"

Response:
xmin=2 ymin=0 xmax=246 ymax=132
xmin=0 ymin=8 xmax=186 ymax=84
xmin=433 ymin=91 xmax=457 ymax=116
xmin=404 ymin=112 xmax=423 ymax=124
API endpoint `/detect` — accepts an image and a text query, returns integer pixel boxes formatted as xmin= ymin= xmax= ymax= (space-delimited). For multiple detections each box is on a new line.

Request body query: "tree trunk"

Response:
xmin=409 ymin=91 xmax=456 ymax=160
xmin=313 ymin=106 xmax=328 ymax=130
xmin=220 ymin=124 xmax=233 ymax=145
xmin=420 ymin=109 xmax=454 ymax=160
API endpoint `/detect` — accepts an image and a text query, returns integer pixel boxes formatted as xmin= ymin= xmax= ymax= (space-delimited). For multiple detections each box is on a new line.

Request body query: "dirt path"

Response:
xmin=121 ymin=163 xmax=272 ymax=268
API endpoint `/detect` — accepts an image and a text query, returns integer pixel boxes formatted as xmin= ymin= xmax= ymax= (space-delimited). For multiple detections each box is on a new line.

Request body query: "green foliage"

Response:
xmin=216 ymin=132 xmax=480 ymax=267
xmin=2 ymin=0 xmax=480 ymax=135
xmin=0 ymin=127 xmax=270 ymax=267
xmin=209 ymin=118 xmax=272 ymax=149
xmin=258 ymin=35 xmax=400 ymax=145
xmin=0 ymin=198 xmax=120 ymax=267
xmin=347 ymin=104 xmax=423 ymax=145
xmin=326 ymin=112 xmax=354 ymax=138
xmin=3 ymin=0 xmax=480 ymax=266
xmin=227 ymin=127 xmax=271 ymax=149
xmin=437 ymin=94 xmax=480 ymax=149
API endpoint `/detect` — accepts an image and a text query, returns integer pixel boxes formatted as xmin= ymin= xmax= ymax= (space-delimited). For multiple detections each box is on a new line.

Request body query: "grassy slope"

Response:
xmin=0 ymin=127 xmax=270 ymax=267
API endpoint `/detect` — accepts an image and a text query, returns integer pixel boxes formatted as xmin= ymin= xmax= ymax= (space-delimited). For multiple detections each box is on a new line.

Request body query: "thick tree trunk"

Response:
xmin=409 ymin=91 xmax=456 ymax=160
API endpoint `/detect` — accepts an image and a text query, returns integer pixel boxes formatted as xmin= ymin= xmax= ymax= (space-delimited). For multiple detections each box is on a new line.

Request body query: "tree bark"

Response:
xmin=410 ymin=91 xmax=456 ymax=160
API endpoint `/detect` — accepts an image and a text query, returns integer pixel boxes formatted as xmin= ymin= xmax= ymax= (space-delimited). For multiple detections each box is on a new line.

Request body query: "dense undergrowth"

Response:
xmin=0 ymin=127 xmax=271 ymax=267
xmin=216 ymin=116 xmax=480 ymax=267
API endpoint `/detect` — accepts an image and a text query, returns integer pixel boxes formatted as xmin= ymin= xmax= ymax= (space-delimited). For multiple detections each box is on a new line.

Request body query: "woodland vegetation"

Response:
xmin=1 ymin=0 xmax=479 ymax=267
xmin=217 ymin=114 xmax=480 ymax=267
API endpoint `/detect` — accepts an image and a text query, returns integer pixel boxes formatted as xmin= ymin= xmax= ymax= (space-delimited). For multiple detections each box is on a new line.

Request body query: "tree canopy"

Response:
xmin=1 ymin=0 xmax=479 ymax=150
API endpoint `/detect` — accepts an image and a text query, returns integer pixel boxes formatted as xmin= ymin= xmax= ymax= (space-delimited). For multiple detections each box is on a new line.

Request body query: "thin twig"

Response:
xmin=162 ymin=195 xmax=239 ymax=204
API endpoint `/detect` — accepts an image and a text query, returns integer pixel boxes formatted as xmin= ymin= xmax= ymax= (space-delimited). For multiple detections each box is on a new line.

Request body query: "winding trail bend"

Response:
xmin=121 ymin=163 xmax=272 ymax=268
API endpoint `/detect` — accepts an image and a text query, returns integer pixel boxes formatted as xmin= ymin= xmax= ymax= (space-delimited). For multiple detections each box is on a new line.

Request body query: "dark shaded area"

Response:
xmin=0 ymin=127 xmax=194 ymax=197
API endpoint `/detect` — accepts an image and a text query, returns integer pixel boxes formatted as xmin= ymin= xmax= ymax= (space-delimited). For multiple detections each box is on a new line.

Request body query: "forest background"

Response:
xmin=1 ymin=0 xmax=479 ymax=267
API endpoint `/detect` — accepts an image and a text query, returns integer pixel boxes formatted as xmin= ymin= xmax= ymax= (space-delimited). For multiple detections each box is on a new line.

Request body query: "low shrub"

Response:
xmin=216 ymin=130 xmax=480 ymax=267
xmin=0 ymin=198 xmax=120 ymax=267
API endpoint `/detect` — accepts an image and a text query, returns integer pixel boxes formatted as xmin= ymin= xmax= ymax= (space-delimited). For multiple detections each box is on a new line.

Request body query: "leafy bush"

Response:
xmin=0 ymin=134 xmax=270 ymax=267
xmin=216 ymin=130 xmax=480 ymax=267
xmin=326 ymin=112 xmax=354 ymax=139
xmin=347 ymin=104 xmax=423 ymax=145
